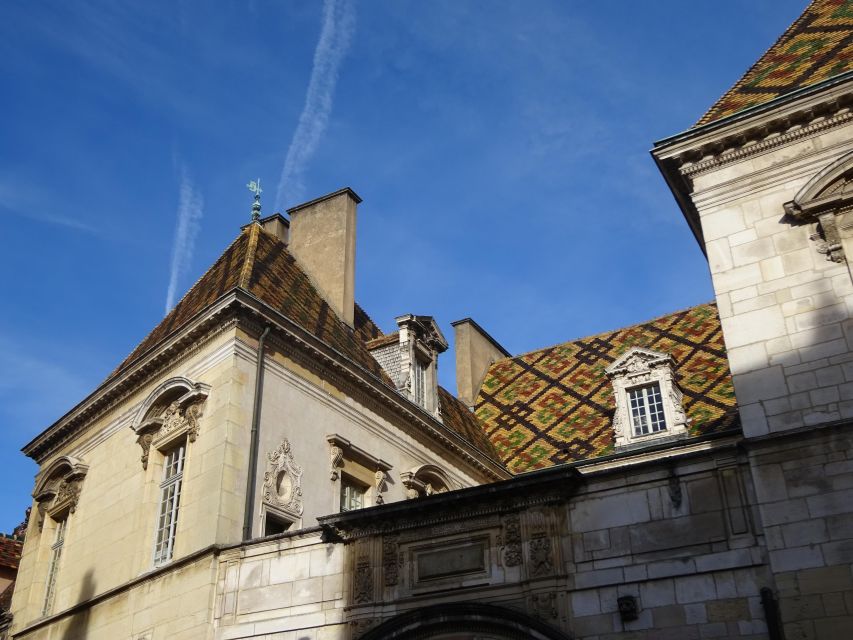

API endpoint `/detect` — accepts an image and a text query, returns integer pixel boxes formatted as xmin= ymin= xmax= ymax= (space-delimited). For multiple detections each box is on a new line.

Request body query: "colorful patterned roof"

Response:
xmin=699 ymin=0 xmax=853 ymax=125
xmin=106 ymin=224 xmax=499 ymax=461
xmin=475 ymin=302 xmax=740 ymax=473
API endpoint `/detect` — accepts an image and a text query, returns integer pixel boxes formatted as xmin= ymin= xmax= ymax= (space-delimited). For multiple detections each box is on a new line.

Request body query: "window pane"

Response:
xmin=340 ymin=479 xmax=366 ymax=512
xmin=154 ymin=443 xmax=185 ymax=565
xmin=629 ymin=384 xmax=667 ymax=436
xmin=42 ymin=519 xmax=67 ymax=615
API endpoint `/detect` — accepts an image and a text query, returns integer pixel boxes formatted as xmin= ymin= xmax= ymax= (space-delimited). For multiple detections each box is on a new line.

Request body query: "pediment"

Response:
xmin=785 ymin=151 xmax=853 ymax=221
xmin=605 ymin=347 xmax=672 ymax=377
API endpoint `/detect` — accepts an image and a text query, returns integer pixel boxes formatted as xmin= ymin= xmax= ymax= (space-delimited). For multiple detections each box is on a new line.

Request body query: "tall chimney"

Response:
xmin=451 ymin=318 xmax=511 ymax=409
xmin=287 ymin=187 xmax=360 ymax=327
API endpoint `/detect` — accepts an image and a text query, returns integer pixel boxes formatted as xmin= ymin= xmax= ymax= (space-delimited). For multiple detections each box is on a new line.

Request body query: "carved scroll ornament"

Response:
xmin=262 ymin=439 xmax=304 ymax=516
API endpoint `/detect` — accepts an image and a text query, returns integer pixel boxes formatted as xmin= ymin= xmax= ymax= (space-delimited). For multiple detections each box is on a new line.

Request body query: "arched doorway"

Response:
xmin=359 ymin=602 xmax=573 ymax=640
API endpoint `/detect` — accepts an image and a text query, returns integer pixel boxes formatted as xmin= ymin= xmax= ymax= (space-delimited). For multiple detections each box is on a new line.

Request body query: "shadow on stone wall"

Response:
xmin=60 ymin=570 xmax=94 ymax=640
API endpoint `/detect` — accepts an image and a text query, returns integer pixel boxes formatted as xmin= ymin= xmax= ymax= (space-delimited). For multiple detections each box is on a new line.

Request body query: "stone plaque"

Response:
xmin=416 ymin=541 xmax=486 ymax=582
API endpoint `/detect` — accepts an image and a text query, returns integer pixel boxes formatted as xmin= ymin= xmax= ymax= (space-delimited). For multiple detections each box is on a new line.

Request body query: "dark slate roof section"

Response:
xmin=699 ymin=0 xmax=853 ymax=125
xmin=475 ymin=302 xmax=740 ymax=473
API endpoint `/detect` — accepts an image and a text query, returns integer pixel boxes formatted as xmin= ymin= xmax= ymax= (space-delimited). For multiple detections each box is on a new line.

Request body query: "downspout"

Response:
xmin=243 ymin=325 xmax=271 ymax=541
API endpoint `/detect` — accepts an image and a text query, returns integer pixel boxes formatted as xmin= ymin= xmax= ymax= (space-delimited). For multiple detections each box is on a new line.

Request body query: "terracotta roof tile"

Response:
xmin=365 ymin=333 xmax=400 ymax=350
xmin=104 ymin=224 xmax=496 ymax=460
xmin=699 ymin=0 xmax=853 ymax=125
xmin=0 ymin=536 xmax=22 ymax=571
xmin=438 ymin=386 xmax=500 ymax=461
xmin=475 ymin=302 xmax=740 ymax=473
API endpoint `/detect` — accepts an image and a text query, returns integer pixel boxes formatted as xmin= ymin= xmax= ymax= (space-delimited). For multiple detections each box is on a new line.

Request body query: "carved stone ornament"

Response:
xmin=382 ymin=534 xmax=399 ymax=586
xmin=785 ymin=150 xmax=853 ymax=264
xmin=262 ymin=439 xmax=304 ymax=516
xmin=131 ymin=378 xmax=210 ymax=470
xmin=530 ymin=592 xmax=558 ymax=620
xmin=502 ymin=515 xmax=522 ymax=567
xmin=350 ymin=618 xmax=378 ymax=638
xmin=33 ymin=456 xmax=89 ymax=522
xmin=329 ymin=444 xmax=344 ymax=481
xmin=529 ymin=534 xmax=554 ymax=577
xmin=374 ymin=470 xmax=388 ymax=505
xmin=353 ymin=560 xmax=373 ymax=604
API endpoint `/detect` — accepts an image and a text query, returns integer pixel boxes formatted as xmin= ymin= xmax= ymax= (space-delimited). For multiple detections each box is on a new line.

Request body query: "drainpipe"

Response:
xmin=243 ymin=325 xmax=271 ymax=541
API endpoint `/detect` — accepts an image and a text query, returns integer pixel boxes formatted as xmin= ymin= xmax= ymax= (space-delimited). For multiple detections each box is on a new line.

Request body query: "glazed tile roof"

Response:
xmin=699 ymin=0 xmax=853 ymax=125
xmin=108 ymin=224 xmax=499 ymax=461
xmin=475 ymin=302 xmax=740 ymax=473
xmin=0 ymin=536 xmax=22 ymax=571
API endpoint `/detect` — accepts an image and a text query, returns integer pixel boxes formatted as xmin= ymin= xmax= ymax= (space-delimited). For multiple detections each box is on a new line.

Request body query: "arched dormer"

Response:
xmin=33 ymin=455 xmax=89 ymax=525
xmin=400 ymin=464 xmax=454 ymax=499
xmin=784 ymin=150 xmax=853 ymax=264
xmin=131 ymin=376 xmax=210 ymax=469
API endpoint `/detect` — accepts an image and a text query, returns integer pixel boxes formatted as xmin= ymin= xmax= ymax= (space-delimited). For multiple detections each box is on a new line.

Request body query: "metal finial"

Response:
xmin=247 ymin=179 xmax=263 ymax=222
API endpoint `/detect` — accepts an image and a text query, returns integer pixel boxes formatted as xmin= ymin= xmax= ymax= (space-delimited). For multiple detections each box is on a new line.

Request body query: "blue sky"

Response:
xmin=0 ymin=0 xmax=806 ymax=531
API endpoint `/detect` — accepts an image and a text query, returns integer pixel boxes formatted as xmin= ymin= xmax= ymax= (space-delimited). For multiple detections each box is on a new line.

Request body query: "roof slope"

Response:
xmin=107 ymin=224 xmax=499 ymax=461
xmin=699 ymin=0 xmax=853 ymax=125
xmin=475 ymin=302 xmax=739 ymax=473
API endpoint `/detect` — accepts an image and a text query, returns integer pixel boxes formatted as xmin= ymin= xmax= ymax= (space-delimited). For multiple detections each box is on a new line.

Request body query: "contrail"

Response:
xmin=164 ymin=167 xmax=203 ymax=315
xmin=276 ymin=0 xmax=356 ymax=210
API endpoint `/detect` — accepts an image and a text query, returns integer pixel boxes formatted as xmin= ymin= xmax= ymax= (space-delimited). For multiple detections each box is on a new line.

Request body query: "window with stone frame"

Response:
xmin=605 ymin=347 xmax=688 ymax=447
xmin=41 ymin=516 xmax=67 ymax=616
xmin=153 ymin=441 xmax=186 ymax=566
xmin=340 ymin=475 xmax=368 ymax=512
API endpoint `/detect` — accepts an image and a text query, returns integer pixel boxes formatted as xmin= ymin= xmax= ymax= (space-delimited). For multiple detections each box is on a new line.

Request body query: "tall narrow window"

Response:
xmin=629 ymin=383 xmax=667 ymax=435
xmin=42 ymin=518 xmax=67 ymax=616
xmin=413 ymin=358 xmax=427 ymax=407
xmin=340 ymin=476 xmax=366 ymax=512
xmin=153 ymin=442 xmax=185 ymax=566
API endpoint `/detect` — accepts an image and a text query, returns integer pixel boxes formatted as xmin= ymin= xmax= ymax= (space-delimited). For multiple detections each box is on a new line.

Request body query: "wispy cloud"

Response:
xmin=0 ymin=179 xmax=99 ymax=234
xmin=165 ymin=167 xmax=203 ymax=314
xmin=275 ymin=0 xmax=356 ymax=209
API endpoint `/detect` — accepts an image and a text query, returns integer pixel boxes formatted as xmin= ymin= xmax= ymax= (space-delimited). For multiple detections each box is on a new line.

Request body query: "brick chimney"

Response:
xmin=287 ymin=188 xmax=360 ymax=327
xmin=451 ymin=318 xmax=510 ymax=409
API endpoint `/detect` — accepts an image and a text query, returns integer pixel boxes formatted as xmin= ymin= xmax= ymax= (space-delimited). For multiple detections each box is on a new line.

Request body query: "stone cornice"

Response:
xmin=23 ymin=289 xmax=509 ymax=481
xmin=318 ymin=466 xmax=582 ymax=540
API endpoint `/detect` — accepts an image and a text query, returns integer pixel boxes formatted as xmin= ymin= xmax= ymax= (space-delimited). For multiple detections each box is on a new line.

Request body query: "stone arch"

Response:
xmin=359 ymin=602 xmax=573 ymax=640
xmin=400 ymin=464 xmax=454 ymax=499
xmin=784 ymin=150 xmax=853 ymax=264
xmin=33 ymin=456 xmax=88 ymax=525
xmin=131 ymin=376 xmax=210 ymax=469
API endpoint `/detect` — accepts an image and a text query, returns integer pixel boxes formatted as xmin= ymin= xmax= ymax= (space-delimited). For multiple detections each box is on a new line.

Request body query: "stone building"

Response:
xmin=7 ymin=1 xmax=853 ymax=638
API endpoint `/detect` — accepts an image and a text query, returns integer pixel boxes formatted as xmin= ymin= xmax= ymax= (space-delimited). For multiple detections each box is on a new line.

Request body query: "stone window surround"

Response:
xmin=131 ymin=376 xmax=211 ymax=470
xmin=33 ymin=456 xmax=89 ymax=527
xmin=784 ymin=149 xmax=853 ymax=265
xmin=327 ymin=434 xmax=392 ymax=509
xmin=400 ymin=463 xmax=454 ymax=499
xmin=605 ymin=347 xmax=688 ymax=448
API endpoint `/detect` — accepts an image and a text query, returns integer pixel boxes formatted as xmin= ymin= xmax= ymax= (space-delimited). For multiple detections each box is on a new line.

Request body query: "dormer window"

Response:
xmin=366 ymin=314 xmax=448 ymax=418
xmin=606 ymin=347 xmax=688 ymax=447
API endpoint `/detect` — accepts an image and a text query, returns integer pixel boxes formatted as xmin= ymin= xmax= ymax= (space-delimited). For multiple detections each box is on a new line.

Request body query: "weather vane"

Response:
xmin=247 ymin=179 xmax=262 ymax=222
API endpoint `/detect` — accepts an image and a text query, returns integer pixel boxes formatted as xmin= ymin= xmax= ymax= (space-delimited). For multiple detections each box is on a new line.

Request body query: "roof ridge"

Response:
xmin=239 ymin=223 xmax=261 ymax=289
xmin=498 ymin=301 xmax=719 ymax=363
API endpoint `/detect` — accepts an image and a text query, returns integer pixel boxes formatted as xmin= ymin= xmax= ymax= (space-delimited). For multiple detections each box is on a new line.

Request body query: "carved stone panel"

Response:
xmin=262 ymin=439 xmax=304 ymax=516
xmin=382 ymin=534 xmax=399 ymax=587
xmin=529 ymin=534 xmax=554 ymax=577
xmin=502 ymin=514 xmax=522 ymax=567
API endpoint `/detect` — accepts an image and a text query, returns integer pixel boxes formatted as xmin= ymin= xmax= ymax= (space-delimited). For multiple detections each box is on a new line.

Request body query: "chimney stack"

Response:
xmin=287 ymin=187 xmax=360 ymax=327
xmin=452 ymin=318 xmax=510 ymax=409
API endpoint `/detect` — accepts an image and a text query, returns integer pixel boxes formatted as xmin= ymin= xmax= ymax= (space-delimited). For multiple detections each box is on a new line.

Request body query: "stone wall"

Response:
xmin=748 ymin=425 xmax=853 ymax=639
xmin=687 ymin=116 xmax=853 ymax=439
xmin=214 ymin=444 xmax=780 ymax=640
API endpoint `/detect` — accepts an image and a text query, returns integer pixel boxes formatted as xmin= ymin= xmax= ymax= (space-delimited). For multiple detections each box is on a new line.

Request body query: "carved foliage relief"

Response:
xmin=263 ymin=439 xmax=304 ymax=516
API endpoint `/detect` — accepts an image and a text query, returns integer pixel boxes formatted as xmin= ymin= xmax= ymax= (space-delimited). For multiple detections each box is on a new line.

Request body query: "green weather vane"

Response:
xmin=247 ymin=179 xmax=262 ymax=221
